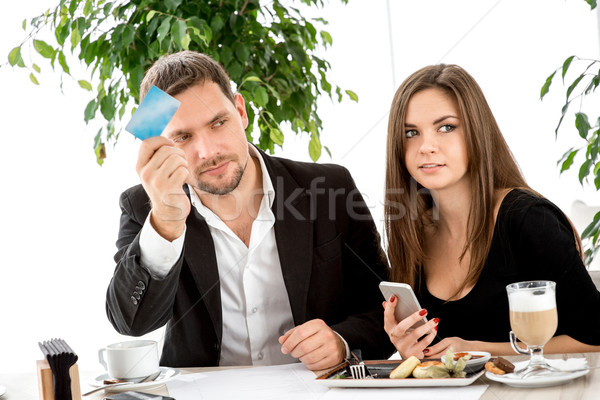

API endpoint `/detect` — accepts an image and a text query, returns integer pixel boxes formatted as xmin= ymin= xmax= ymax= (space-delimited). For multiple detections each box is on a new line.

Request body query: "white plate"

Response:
xmin=317 ymin=370 xmax=485 ymax=388
xmin=88 ymin=367 xmax=180 ymax=392
xmin=441 ymin=351 xmax=491 ymax=373
xmin=485 ymin=368 xmax=589 ymax=388
xmin=0 ymin=385 xmax=6 ymax=397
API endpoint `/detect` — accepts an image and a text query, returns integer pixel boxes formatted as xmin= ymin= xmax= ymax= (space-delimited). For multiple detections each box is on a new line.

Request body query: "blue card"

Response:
xmin=125 ymin=86 xmax=181 ymax=140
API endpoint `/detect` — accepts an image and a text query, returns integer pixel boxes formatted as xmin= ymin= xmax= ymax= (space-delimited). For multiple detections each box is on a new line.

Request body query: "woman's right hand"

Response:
xmin=383 ymin=295 xmax=440 ymax=359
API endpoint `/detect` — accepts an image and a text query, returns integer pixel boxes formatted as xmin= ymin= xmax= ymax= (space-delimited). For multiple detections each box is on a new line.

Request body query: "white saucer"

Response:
xmin=88 ymin=367 xmax=180 ymax=392
xmin=0 ymin=385 xmax=6 ymax=397
xmin=485 ymin=360 xmax=589 ymax=388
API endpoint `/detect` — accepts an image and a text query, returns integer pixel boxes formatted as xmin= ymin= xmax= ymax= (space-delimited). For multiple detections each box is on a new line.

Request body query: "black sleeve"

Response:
xmin=516 ymin=199 xmax=600 ymax=345
xmin=105 ymin=189 xmax=183 ymax=336
xmin=329 ymin=168 xmax=396 ymax=359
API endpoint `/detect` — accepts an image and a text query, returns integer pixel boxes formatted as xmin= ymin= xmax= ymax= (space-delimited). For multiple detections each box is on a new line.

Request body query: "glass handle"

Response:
xmin=509 ymin=331 xmax=529 ymax=355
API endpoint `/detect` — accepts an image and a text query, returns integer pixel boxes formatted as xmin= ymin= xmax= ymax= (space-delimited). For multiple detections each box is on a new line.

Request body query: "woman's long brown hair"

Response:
xmin=384 ymin=64 xmax=582 ymax=298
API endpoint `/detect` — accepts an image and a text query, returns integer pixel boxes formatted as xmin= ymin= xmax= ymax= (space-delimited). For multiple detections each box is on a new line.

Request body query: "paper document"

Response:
xmin=167 ymin=363 xmax=329 ymax=400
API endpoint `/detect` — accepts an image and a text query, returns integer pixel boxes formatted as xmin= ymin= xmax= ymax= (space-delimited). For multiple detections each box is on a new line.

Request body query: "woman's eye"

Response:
xmin=405 ymin=129 xmax=418 ymax=138
xmin=439 ymin=124 xmax=456 ymax=133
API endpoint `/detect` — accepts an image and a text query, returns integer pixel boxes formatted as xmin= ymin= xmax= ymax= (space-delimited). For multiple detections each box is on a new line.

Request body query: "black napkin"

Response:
xmin=38 ymin=338 xmax=78 ymax=400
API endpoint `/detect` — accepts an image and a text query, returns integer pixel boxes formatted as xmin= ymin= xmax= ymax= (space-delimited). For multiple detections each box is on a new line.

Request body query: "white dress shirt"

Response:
xmin=139 ymin=145 xmax=296 ymax=366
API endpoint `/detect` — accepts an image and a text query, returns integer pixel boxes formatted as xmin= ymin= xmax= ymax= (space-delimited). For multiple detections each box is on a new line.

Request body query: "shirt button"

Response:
xmin=130 ymin=296 xmax=138 ymax=305
xmin=133 ymin=292 xmax=141 ymax=300
xmin=257 ymin=352 xmax=263 ymax=360
xmin=251 ymin=307 xmax=258 ymax=314
xmin=137 ymin=281 xmax=146 ymax=290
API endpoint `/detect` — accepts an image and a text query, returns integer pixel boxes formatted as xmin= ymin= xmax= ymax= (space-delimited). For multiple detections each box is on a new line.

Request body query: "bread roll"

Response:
xmin=389 ymin=356 xmax=421 ymax=379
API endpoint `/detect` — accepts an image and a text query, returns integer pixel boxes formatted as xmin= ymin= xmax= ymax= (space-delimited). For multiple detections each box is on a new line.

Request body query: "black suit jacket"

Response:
xmin=106 ymin=149 xmax=394 ymax=367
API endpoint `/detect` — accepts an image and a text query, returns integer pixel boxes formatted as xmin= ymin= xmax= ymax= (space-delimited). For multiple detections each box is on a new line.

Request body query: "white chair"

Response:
xmin=570 ymin=200 xmax=600 ymax=271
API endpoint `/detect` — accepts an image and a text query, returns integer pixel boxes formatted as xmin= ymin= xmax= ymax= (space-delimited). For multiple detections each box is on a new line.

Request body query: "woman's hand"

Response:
xmin=423 ymin=337 xmax=473 ymax=358
xmin=383 ymin=295 xmax=440 ymax=359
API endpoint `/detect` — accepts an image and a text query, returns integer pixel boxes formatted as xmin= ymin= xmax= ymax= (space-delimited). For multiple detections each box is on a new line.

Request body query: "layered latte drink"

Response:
xmin=508 ymin=289 xmax=558 ymax=347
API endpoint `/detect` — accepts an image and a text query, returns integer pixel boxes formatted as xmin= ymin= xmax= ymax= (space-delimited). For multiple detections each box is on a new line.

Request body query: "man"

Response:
xmin=106 ymin=51 xmax=393 ymax=370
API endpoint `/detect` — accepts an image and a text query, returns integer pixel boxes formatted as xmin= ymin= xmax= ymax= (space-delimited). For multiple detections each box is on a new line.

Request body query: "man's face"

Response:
xmin=163 ymin=81 xmax=250 ymax=195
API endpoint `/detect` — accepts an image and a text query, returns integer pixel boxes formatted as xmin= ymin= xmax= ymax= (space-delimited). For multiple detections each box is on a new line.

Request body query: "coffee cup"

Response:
xmin=98 ymin=340 xmax=159 ymax=379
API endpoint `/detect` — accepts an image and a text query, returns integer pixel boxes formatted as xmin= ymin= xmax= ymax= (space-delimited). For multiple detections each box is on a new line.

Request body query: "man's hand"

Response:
xmin=278 ymin=319 xmax=345 ymax=371
xmin=136 ymin=136 xmax=190 ymax=241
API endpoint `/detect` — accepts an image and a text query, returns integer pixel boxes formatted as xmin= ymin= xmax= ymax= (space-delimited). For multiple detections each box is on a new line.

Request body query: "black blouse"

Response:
xmin=417 ymin=189 xmax=600 ymax=346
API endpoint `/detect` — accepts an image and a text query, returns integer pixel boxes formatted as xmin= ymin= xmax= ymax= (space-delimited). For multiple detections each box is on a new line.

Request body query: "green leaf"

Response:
xmin=84 ymin=99 xmax=97 ymax=123
xmin=566 ymin=75 xmax=584 ymax=100
xmin=171 ymin=19 xmax=187 ymax=48
xmin=345 ymin=89 xmax=358 ymax=102
xmin=84 ymin=0 xmax=93 ymax=16
xmin=8 ymin=46 xmax=25 ymax=67
xmin=32 ymin=63 xmax=41 ymax=73
xmin=100 ymin=95 xmax=116 ymax=120
xmin=579 ymin=159 xmax=592 ymax=184
xmin=269 ymin=127 xmax=284 ymax=146
xmin=234 ymin=43 xmax=250 ymax=62
xmin=211 ymin=15 xmax=225 ymax=33
xmin=575 ymin=113 xmax=591 ymax=139
xmin=181 ymin=34 xmax=191 ymax=50
xmin=71 ymin=22 xmax=82 ymax=49
xmin=157 ymin=17 xmax=172 ymax=42
xmin=22 ymin=19 xmax=26 ymax=30
xmin=254 ymin=86 xmax=269 ymax=107
xmin=324 ymin=145 xmax=332 ymax=158
xmin=33 ymin=39 xmax=55 ymax=59
xmin=78 ymin=80 xmax=93 ymax=91
xmin=562 ymin=56 xmax=575 ymax=80
xmin=30 ymin=73 xmax=39 ymax=85
xmin=560 ymin=149 xmax=578 ymax=173
xmin=555 ymin=103 xmax=569 ymax=135
xmin=164 ymin=0 xmax=183 ymax=11
xmin=147 ymin=10 xmax=158 ymax=22
xmin=308 ymin=132 xmax=322 ymax=161
xmin=320 ymin=30 xmax=332 ymax=46
xmin=540 ymin=71 xmax=555 ymax=99
xmin=584 ymin=0 xmax=597 ymax=10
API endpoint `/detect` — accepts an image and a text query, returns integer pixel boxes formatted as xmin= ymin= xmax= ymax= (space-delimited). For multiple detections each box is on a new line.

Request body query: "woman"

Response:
xmin=383 ymin=64 xmax=600 ymax=359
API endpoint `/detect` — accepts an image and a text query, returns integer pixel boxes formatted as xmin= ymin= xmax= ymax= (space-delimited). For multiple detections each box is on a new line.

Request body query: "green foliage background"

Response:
xmin=540 ymin=0 xmax=600 ymax=265
xmin=8 ymin=0 xmax=356 ymax=164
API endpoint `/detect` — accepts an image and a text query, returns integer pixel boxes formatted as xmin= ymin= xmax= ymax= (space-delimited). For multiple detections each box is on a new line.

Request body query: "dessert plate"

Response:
xmin=485 ymin=359 xmax=589 ymax=388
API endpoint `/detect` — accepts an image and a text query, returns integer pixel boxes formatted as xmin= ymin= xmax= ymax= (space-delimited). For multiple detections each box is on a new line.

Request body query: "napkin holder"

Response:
xmin=36 ymin=359 xmax=82 ymax=400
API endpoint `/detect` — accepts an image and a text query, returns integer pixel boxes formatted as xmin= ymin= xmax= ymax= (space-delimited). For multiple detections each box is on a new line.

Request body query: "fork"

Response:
xmin=349 ymin=349 xmax=371 ymax=379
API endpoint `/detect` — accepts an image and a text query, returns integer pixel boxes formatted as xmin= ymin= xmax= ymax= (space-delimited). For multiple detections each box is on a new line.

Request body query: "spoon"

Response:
xmin=82 ymin=370 xmax=161 ymax=396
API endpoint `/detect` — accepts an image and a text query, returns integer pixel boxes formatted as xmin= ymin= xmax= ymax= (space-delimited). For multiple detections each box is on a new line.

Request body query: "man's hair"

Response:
xmin=139 ymin=51 xmax=235 ymax=103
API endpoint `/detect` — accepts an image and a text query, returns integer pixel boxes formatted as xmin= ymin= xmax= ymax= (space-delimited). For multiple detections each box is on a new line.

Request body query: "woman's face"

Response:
xmin=403 ymin=88 xmax=469 ymax=194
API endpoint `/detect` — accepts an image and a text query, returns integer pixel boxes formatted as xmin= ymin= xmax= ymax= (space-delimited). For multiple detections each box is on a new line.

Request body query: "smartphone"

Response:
xmin=379 ymin=281 xmax=427 ymax=328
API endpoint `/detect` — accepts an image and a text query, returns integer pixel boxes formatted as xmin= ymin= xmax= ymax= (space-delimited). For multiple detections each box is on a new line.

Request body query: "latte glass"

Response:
xmin=506 ymin=281 xmax=559 ymax=375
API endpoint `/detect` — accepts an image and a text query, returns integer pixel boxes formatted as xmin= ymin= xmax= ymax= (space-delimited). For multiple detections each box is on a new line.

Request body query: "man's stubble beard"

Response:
xmin=191 ymin=154 xmax=247 ymax=195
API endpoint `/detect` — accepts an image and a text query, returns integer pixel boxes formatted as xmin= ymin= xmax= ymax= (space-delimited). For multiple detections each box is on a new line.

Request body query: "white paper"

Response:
xmin=321 ymin=385 xmax=488 ymax=400
xmin=166 ymin=363 xmax=329 ymax=400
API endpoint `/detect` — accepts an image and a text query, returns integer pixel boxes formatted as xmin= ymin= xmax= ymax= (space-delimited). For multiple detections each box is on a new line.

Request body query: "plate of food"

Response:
xmin=484 ymin=357 xmax=589 ymax=388
xmin=441 ymin=351 xmax=490 ymax=373
xmin=316 ymin=351 xmax=485 ymax=388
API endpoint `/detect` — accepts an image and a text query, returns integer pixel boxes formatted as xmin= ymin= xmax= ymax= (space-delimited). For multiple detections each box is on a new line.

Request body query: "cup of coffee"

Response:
xmin=98 ymin=340 xmax=159 ymax=379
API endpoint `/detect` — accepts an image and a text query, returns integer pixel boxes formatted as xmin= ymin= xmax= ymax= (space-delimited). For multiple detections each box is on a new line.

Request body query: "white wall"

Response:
xmin=0 ymin=0 xmax=598 ymax=374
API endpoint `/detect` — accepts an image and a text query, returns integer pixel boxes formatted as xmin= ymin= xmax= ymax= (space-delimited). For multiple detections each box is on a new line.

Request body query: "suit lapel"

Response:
xmin=183 ymin=206 xmax=223 ymax=344
xmin=261 ymin=151 xmax=314 ymax=325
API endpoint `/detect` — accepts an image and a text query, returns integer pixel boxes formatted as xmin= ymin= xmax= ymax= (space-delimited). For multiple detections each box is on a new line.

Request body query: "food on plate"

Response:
xmin=453 ymin=352 xmax=477 ymax=361
xmin=485 ymin=357 xmax=516 ymax=375
xmin=412 ymin=362 xmax=450 ymax=378
xmin=390 ymin=356 xmax=421 ymax=379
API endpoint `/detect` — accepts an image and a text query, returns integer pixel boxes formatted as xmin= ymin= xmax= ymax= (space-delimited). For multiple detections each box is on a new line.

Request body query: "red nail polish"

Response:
xmin=423 ymin=349 xmax=429 ymax=354
xmin=434 ymin=325 xmax=438 ymax=331
xmin=433 ymin=318 xmax=440 ymax=324
xmin=419 ymin=309 xmax=427 ymax=316
xmin=390 ymin=295 xmax=397 ymax=302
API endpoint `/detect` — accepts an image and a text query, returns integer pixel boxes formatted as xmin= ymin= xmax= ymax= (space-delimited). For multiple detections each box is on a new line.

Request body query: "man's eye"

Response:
xmin=213 ymin=119 xmax=226 ymax=128
xmin=174 ymin=134 xmax=190 ymax=143
xmin=405 ymin=129 xmax=418 ymax=138
xmin=439 ymin=124 xmax=456 ymax=133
